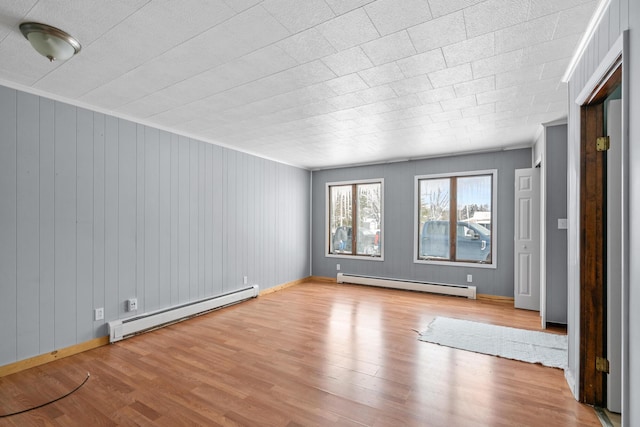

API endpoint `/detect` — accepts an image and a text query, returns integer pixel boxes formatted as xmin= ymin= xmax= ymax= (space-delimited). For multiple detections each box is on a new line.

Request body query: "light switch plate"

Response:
xmin=558 ymin=218 xmax=568 ymax=229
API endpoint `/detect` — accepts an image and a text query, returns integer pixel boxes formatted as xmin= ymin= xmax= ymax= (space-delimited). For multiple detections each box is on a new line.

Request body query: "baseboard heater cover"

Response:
xmin=107 ymin=285 xmax=259 ymax=343
xmin=336 ymin=273 xmax=476 ymax=299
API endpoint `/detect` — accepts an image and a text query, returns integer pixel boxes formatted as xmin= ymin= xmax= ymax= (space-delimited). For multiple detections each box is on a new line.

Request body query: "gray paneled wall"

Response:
xmin=311 ymin=149 xmax=531 ymax=296
xmin=544 ymin=124 xmax=568 ymax=324
xmin=0 ymin=86 xmax=310 ymax=367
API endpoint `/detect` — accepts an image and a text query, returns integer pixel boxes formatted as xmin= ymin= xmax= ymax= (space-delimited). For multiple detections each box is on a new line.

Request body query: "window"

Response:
xmin=327 ymin=179 xmax=383 ymax=259
xmin=415 ymin=170 xmax=496 ymax=267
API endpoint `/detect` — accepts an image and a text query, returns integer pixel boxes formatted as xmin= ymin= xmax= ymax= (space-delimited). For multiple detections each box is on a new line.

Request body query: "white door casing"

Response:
xmin=607 ymin=99 xmax=622 ymax=413
xmin=514 ymin=168 xmax=541 ymax=311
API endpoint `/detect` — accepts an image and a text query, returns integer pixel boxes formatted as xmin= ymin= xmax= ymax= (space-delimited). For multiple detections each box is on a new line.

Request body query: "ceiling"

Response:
xmin=0 ymin=0 xmax=598 ymax=170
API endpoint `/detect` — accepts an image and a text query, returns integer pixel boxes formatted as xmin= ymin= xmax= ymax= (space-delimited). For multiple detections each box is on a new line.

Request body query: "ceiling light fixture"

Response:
xmin=19 ymin=22 xmax=81 ymax=62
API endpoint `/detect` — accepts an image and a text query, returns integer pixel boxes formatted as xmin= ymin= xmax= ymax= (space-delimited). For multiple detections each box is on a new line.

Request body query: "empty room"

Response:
xmin=1 ymin=1 xmax=638 ymax=426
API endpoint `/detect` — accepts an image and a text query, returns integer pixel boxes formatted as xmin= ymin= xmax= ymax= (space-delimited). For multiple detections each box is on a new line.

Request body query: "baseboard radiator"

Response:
xmin=107 ymin=285 xmax=259 ymax=343
xmin=337 ymin=273 xmax=476 ymax=299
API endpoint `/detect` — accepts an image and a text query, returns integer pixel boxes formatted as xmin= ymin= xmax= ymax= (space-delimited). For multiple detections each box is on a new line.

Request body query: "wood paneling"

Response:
xmin=0 ymin=86 xmax=310 ymax=368
xmin=16 ymin=92 xmax=40 ymax=359
xmin=0 ymin=86 xmax=18 ymax=364
xmin=0 ymin=283 xmax=599 ymax=426
xmin=54 ymin=101 xmax=77 ymax=349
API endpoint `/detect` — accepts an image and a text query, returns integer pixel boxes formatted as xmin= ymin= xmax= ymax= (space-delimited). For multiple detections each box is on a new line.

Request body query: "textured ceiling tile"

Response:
xmin=300 ymin=100 xmax=336 ymax=116
xmin=269 ymin=61 xmax=337 ymax=93
xmin=430 ymin=110 xmax=463 ymax=123
xmin=328 ymin=109 xmax=362 ymax=121
xmin=277 ymin=28 xmax=337 ymax=63
xmin=355 ymin=101 xmax=394 ymax=116
xmin=396 ymin=49 xmax=446 ymax=77
xmin=0 ymin=0 xmax=37 ymax=40
xmin=553 ymin=2 xmax=599 ymax=39
xmin=440 ymin=95 xmax=477 ymax=111
xmin=449 ymin=116 xmax=480 ymax=128
xmin=496 ymin=65 xmax=544 ymax=89
xmin=85 ymin=1 xmax=235 ymax=70
xmin=495 ymin=96 xmax=534 ymax=113
xmin=494 ymin=13 xmax=558 ymax=54
xmin=532 ymin=88 xmax=568 ymax=104
xmin=117 ymin=92 xmax=178 ymax=118
xmin=358 ymin=62 xmax=406 ymax=86
xmin=0 ymin=37 xmax=45 ymax=86
xmin=325 ymin=74 xmax=369 ymax=95
xmin=33 ymin=55 xmax=124 ymax=98
xmin=454 ymin=76 xmax=495 ymax=97
xmin=518 ymin=78 xmax=563 ymax=96
xmin=262 ymin=0 xmax=335 ymax=33
xmin=426 ymin=0 xmax=485 ymax=18
xmin=541 ymin=57 xmax=571 ymax=79
xmin=364 ymin=0 xmax=432 ymax=36
xmin=528 ymin=0 xmax=595 ymax=20
xmin=123 ymin=5 xmax=290 ymax=86
xmin=105 ymin=65 xmax=183 ymax=99
xmin=407 ymin=11 xmax=466 ymax=52
xmin=476 ymin=87 xmax=519 ymax=105
xmin=199 ymin=45 xmax=299 ymax=94
xmin=461 ymin=103 xmax=496 ymax=118
xmin=214 ymin=6 xmax=292 ymax=53
xmin=406 ymin=102 xmax=444 ymax=117
xmin=422 ymin=120 xmax=451 ymax=133
xmin=389 ymin=75 xmax=433 ymax=96
xmin=463 ymin=0 xmax=529 ymax=38
xmin=322 ymin=47 xmax=374 ymax=76
xmin=361 ymin=31 xmax=416 ymax=65
xmin=222 ymin=0 xmax=262 ymax=12
xmin=417 ymin=86 xmax=457 ymax=103
xmin=324 ymin=0 xmax=374 ymax=16
xmin=443 ymin=33 xmax=495 ymax=67
xmin=80 ymin=82 xmax=147 ymax=110
xmin=377 ymin=108 xmax=416 ymax=123
xmin=316 ymin=8 xmax=380 ymax=51
xmin=428 ymin=63 xmax=473 ymax=87
xmin=522 ymin=34 xmax=581 ymax=66
xmin=383 ymin=94 xmax=423 ymax=111
xmin=472 ymin=49 xmax=524 ymax=79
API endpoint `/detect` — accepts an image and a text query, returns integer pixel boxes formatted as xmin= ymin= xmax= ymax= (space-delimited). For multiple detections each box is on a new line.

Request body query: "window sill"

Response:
xmin=414 ymin=259 xmax=496 ymax=269
xmin=326 ymin=253 xmax=384 ymax=261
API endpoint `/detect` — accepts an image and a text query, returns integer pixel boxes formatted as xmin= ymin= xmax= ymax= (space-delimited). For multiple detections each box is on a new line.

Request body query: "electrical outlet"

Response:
xmin=467 ymin=274 xmax=473 ymax=283
xmin=243 ymin=276 xmax=248 ymax=285
xmin=336 ymin=264 xmax=341 ymax=271
xmin=127 ymin=298 xmax=138 ymax=311
xmin=94 ymin=307 xmax=104 ymax=321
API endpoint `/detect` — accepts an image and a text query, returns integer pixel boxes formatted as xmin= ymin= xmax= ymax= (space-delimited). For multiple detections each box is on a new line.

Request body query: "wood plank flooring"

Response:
xmin=0 ymin=282 xmax=600 ymax=426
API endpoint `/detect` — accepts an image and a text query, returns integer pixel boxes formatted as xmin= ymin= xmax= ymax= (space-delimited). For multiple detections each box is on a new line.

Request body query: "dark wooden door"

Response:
xmin=579 ymin=103 xmax=606 ymax=406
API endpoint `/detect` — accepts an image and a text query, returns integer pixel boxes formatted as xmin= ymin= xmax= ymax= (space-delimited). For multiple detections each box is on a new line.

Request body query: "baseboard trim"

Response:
xmin=260 ymin=277 xmax=309 ymax=296
xmin=308 ymin=276 xmax=337 ymax=283
xmin=477 ymin=294 xmax=515 ymax=303
xmin=0 ymin=336 xmax=109 ymax=377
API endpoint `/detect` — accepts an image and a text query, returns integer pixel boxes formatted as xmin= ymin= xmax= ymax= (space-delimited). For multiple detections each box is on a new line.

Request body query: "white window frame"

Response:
xmin=325 ymin=178 xmax=384 ymax=261
xmin=413 ymin=169 xmax=497 ymax=269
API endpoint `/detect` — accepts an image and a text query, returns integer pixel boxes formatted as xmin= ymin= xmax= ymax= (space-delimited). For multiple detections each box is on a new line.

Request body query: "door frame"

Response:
xmin=576 ymin=32 xmax=628 ymax=411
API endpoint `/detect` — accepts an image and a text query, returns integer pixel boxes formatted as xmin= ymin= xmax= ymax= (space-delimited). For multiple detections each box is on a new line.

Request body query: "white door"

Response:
xmin=514 ymin=168 xmax=540 ymax=310
xmin=606 ymin=99 xmax=622 ymax=413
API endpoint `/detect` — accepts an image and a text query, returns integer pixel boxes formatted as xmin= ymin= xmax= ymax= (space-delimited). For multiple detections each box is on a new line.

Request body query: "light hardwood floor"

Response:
xmin=0 ymin=282 xmax=600 ymax=426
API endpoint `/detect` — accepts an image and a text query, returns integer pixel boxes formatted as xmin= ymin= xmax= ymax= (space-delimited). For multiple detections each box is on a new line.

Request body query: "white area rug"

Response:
xmin=419 ymin=317 xmax=568 ymax=370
